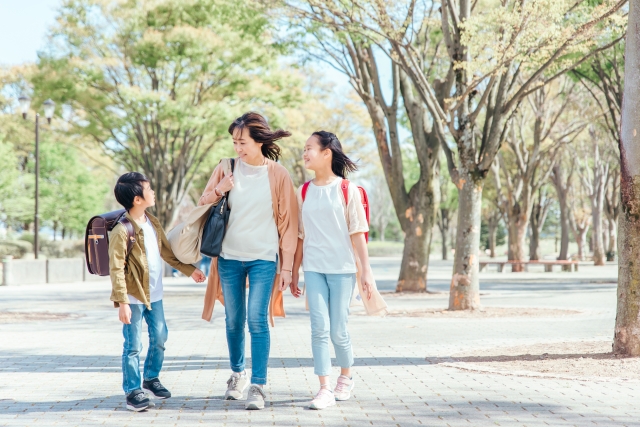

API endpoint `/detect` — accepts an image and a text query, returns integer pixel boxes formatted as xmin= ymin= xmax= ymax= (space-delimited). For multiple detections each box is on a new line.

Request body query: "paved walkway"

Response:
xmin=0 ymin=258 xmax=637 ymax=426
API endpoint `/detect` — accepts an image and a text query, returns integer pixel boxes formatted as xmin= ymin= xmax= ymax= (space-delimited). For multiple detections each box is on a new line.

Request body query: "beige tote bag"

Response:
xmin=167 ymin=203 xmax=214 ymax=265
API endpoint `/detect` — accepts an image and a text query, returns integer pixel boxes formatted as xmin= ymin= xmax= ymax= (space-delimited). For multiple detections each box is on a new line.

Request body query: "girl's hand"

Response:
xmin=360 ymin=270 xmax=374 ymax=301
xmin=279 ymin=270 xmax=292 ymax=291
xmin=290 ymin=271 xmax=302 ymax=298
xmin=216 ymin=173 xmax=234 ymax=194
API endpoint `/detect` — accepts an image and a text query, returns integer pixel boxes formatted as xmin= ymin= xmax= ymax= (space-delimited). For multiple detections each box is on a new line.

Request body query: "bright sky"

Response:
xmin=0 ymin=0 xmax=399 ymax=134
xmin=0 ymin=0 xmax=61 ymax=65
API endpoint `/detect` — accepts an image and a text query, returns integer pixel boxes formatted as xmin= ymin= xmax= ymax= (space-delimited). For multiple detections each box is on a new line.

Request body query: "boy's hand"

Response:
xmin=119 ymin=304 xmax=132 ymax=324
xmin=191 ymin=269 xmax=206 ymax=283
xmin=290 ymin=271 xmax=302 ymax=298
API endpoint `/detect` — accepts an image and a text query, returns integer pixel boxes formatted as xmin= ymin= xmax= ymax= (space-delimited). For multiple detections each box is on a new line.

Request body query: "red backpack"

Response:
xmin=301 ymin=179 xmax=370 ymax=243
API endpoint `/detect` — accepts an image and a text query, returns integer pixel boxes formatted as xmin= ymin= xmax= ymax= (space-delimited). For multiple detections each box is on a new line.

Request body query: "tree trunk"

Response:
xmin=614 ymin=0 xmax=640 ymax=356
xmin=449 ymin=174 xmax=482 ymax=310
xmin=507 ymin=215 xmax=527 ymax=271
xmin=438 ymin=208 xmax=450 ymax=260
xmin=53 ymin=221 xmax=58 ymax=242
xmin=396 ymin=203 xmax=434 ymax=292
xmin=441 ymin=229 xmax=448 ymax=260
xmin=608 ymin=218 xmax=617 ymax=254
xmin=575 ymin=223 xmax=589 ymax=261
xmin=592 ymin=206 xmax=606 ymax=265
xmin=529 ymin=221 xmax=540 ymax=261
xmin=488 ymin=223 xmax=497 ymax=258
xmin=551 ymin=165 xmax=572 ymax=260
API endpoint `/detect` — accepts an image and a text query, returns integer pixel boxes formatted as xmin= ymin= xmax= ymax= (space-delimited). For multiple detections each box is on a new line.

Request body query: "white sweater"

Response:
xmin=220 ymin=160 xmax=279 ymax=262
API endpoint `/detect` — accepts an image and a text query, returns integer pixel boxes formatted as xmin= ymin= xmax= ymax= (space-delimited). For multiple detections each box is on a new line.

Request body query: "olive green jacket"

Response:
xmin=109 ymin=212 xmax=196 ymax=309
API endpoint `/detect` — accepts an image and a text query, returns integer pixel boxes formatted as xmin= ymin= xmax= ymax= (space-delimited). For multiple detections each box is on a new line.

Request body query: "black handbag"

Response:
xmin=200 ymin=159 xmax=235 ymax=258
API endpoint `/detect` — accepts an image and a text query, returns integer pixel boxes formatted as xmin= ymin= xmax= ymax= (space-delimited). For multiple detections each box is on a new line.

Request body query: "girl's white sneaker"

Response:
xmin=309 ymin=388 xmax=336 ymax=410
xmin=334 ymin=375 xmax=354 ymax=401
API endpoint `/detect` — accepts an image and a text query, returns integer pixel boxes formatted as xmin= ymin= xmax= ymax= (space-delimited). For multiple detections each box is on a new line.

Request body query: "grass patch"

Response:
xmin=368 ymin=241 xmax=404 ymax=257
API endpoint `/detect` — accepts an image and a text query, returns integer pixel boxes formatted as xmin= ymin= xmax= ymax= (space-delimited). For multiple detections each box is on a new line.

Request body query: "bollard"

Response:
xmin=2 ymin=256 xmax=13 ymax=286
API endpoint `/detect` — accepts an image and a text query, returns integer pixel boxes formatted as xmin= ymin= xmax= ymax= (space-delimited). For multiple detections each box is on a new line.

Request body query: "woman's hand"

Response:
xmin=216 ymin=172 xmax=234 ymax=194
xmin=290 ymin=271 xmax=302 ymax=298
xmin=279 ymin=270 xmax=292 ymax=291
xmin=360 ymin=270 xmax=374 ymax=301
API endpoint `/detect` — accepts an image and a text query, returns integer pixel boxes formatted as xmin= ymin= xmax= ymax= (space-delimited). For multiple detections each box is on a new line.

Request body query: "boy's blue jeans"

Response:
xmin=305 ymin=272 xmax=355 ymax=376
xmin=122 ymin=300 xmax=168 ymax=394
xmin=218 ymin=257 xmax=277 ymax=385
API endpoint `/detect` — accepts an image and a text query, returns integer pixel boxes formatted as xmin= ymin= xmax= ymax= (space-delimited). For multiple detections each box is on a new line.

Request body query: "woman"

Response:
xmin=290 ymin=131 xmax=375 ymax=410
xmin=198 ymin=112 xmax=298 ymax=410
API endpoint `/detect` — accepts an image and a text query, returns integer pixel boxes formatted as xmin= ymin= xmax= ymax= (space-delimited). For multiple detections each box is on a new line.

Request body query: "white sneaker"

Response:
xmin=309 ymin=387 xmax=336 ymax=410
xmin=245 ymin=385 xmax=266 ymax=410
xmin=224 ymin=372 xmax=248 ymax=400
xmin=334 ymin=375 xmax=354 ymax=401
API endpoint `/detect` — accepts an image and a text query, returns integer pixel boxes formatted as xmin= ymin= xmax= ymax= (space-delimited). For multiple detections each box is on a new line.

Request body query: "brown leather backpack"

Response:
xmin=85 ymin=209 xmax=135 ymax=276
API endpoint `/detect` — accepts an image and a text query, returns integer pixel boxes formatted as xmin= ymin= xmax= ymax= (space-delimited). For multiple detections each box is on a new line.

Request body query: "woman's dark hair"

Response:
xmin=228 ymin=112 xmax=291 ymax=161
xmin=114 ymin=172 xmax=149 ymax=210
xmin=312 ymin=131 xmax=358 ymax=178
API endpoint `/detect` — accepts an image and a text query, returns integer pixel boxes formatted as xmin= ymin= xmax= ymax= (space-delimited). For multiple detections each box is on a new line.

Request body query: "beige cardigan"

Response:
xmin=199 ymin=158 xmax=299 ymax=326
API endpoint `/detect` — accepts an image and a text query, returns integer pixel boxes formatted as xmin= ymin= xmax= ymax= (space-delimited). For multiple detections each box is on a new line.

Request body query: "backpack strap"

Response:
xmin=118 ymin=216 xmax=136 ymax=257
xmin=301 ymin=181 xmax=311 ymax=201
xmin=341 ymin=179 xmax=349 ymax=205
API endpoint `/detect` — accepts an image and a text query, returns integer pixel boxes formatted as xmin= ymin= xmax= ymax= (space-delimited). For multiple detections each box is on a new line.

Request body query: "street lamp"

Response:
xmin=19 ymin=96 xmax=56 ymax=259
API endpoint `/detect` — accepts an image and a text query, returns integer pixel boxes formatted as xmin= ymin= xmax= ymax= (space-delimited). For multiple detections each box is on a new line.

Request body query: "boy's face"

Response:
xmin=133 ymin=182 xmax=155 ymax=209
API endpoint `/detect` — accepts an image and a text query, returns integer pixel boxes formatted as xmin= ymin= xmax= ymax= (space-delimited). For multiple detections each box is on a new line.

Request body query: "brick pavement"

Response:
xmin=0 ymin=259 xmax=638 ymax=426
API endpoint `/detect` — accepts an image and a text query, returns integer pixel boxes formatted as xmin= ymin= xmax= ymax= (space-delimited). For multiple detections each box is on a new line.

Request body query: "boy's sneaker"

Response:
xmin=245 ymin=385 xmax=266 ymax=410
xmin=309 ymin=387 xmax=336 ymax=410
xmin=225 ymin=372 xmax=249 ymax=400
xmin=143 ymin=378 xmax=171 ymax=399
xmin=126 ymin=389 xmax=150 ymax=412
xmin=334 ymin=375 xmax=354 ymax=401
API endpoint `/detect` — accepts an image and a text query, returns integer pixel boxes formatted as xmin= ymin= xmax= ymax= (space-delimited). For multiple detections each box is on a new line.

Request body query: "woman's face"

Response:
xmin=303 ymin=135 xmax=330 ymax=171
xmin=233 ymin=127 xmax=263 ymax=162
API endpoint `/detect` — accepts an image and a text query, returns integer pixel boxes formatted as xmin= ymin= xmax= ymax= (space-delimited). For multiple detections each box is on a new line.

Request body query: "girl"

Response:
xmin=290 ymin=131 xmax=375 ymax=410
xmin=198 ymin=112 xmax=298 ymax=410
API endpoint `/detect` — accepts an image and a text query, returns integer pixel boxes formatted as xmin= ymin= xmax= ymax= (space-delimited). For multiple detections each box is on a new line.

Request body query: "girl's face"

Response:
xmin=233 ymin=127 xmax=263 ymax=162
xmin=303 ymin=135 xmax=331 ymax=171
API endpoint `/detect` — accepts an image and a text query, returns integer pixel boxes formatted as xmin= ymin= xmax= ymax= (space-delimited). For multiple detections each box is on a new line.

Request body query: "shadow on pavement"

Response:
xmin=426 ymin=351 xmax=617 ymax=364
xmin=0 ymin=355 xmax=430 ymax=373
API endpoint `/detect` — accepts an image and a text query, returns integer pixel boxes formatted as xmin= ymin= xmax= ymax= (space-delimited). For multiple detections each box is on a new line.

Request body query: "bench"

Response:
xmin=479 ymin=260 xmax=579 ymax=273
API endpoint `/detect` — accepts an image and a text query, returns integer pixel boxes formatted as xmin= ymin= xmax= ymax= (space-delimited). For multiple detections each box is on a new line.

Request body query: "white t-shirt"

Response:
xmin=298 ymin=179 xmax=369 ymax=274
xmin=220 ymin=160 xmax=279 ymax=262
xmin=128 ymin=217 xmax=163 ymax=305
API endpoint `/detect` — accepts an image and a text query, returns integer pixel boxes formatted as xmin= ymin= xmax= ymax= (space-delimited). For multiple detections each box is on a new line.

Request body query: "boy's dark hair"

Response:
xmin=114 ymin=172 xmax=149 ymax=210
xmin=312 ymin=131 xmax=358 ymax=178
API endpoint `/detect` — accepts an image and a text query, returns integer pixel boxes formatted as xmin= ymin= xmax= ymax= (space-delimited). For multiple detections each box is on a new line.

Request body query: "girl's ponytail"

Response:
xmin=312 ymin=131 xmax=358 ymax=178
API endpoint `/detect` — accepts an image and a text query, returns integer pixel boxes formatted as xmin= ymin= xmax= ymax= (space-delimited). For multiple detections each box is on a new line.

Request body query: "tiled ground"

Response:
xmin=0 ymin=259 xmax=636 ymax=426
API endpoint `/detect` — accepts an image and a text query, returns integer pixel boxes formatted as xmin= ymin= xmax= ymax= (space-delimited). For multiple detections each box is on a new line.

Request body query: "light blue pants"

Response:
xmin=305 ymin=272 xmax=356 ymax=376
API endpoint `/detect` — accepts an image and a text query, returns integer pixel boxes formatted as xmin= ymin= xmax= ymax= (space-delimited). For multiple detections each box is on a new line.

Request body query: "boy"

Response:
xmin=109 ymin=172 xmax=206 ymax=411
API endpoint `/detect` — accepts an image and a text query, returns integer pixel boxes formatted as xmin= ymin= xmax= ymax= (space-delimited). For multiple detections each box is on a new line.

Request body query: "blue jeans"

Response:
xmin=218 ymin=257 xmax=277 ymax=385
xmin=122 ymin=300 xmax=168 ymax=394
xmin=305 ymin=272 xmax=355 ymax=376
